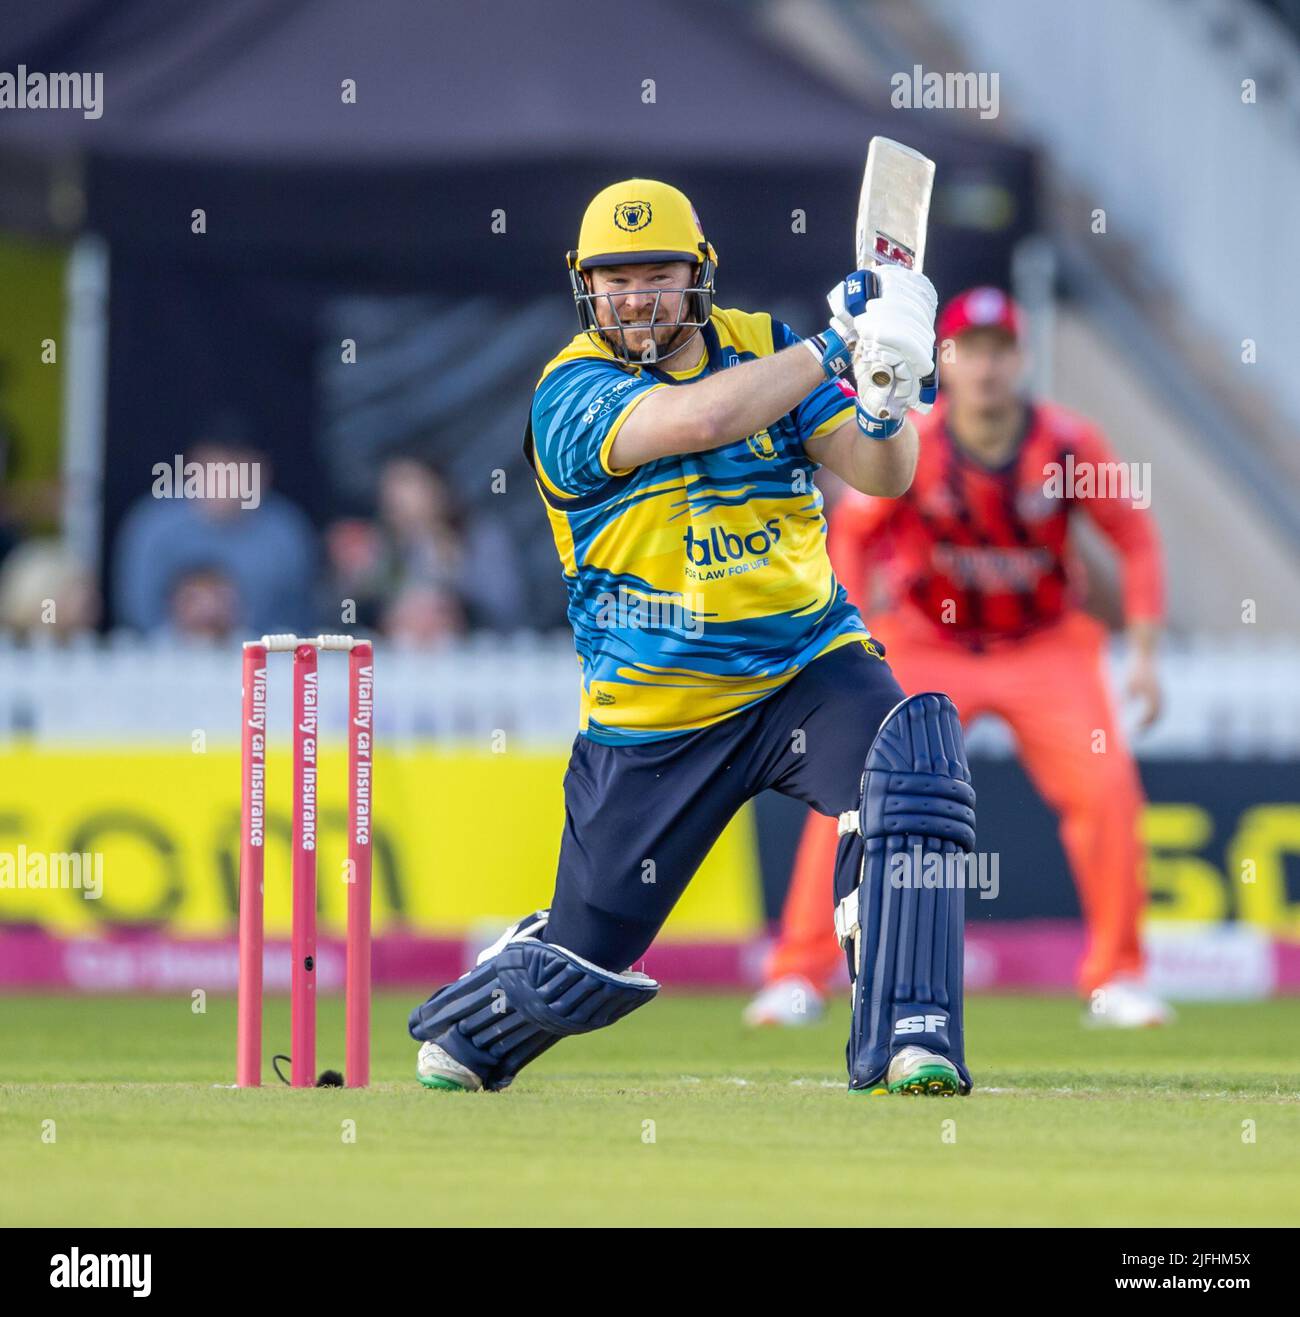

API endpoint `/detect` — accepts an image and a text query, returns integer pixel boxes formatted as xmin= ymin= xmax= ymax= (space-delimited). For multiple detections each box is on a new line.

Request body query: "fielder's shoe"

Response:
xmin=416 ymin=1041 xmax=483 ymax=1092
xmin=742 ymin=975 xmax=825 ymax=1028
xmin=884 ymin=1044 xmax=962 ymax=1096
xmin=1084 ymin=979 xmax=1175 ymax=1029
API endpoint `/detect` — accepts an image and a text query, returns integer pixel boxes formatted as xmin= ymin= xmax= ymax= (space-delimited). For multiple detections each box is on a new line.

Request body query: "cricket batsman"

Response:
xmin=409 ymin=179 xmax=978 ymax=1096
xmin=746 ymin=287 xmax=1171 ymax=1030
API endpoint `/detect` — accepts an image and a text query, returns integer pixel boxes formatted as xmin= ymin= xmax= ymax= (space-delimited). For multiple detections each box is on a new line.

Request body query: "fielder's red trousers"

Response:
xmin=764 ymin=606 xmax=1148 ymax=997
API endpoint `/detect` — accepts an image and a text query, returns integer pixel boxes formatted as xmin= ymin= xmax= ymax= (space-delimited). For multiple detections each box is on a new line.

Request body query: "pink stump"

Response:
xmin=347 ymin=642 xmax=374 ymax=1087
xmin=237 ymin=644 xmax=268 ymax=1087
xmin=291 ymin=643 xmax=319 ymax=1087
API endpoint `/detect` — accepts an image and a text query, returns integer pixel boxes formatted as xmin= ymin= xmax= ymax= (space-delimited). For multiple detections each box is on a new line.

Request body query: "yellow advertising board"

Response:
xmin=0 ymin=746 xmax=764 ymax=938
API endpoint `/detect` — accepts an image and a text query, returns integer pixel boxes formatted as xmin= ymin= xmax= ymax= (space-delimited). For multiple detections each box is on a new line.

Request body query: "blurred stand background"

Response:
xmin=0 ymin=0 xmax=1296 ymax=998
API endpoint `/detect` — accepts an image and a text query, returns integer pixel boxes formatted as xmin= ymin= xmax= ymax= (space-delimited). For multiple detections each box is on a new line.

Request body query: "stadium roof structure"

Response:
xmin=1 ymin=0 xmax=1038 ymax=621
xmin=0 ymin=0 xmax=1035 ymax=286
xmin=3 ymin=0 xmax=973 ymax=163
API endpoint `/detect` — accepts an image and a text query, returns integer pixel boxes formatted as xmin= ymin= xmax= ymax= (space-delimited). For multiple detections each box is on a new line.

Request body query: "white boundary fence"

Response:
xmin=0 ymin=630 xmax=1297 ymax=758
xmin=0 ymin=632 xmax=579 ymax=748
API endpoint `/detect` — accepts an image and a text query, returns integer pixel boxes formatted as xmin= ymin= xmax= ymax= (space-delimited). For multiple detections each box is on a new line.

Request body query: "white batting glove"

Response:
xmin=853 ymin=267 xmax=937 ymax=417
xmin=805 ymin=270 xmax=875 ymax=380
xmin=827 ymin=270 xmax=875 ymax=347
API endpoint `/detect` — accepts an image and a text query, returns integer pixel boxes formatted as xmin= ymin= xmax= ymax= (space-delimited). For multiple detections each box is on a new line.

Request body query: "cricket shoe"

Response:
xmin=1084 ymin=979 xmax=1175 ymax=1029
xmin=742 ymin=975 xmax=825 ymax=1028
xmin=884 ymin=1044 xmax=962 ymax=1096
xmin=416 ymin=1041 xmax=483 ymax=1092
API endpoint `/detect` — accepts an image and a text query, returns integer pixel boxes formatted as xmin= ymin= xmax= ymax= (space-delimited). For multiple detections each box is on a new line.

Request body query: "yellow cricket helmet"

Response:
xmin=572 ymin=178 xmax=718 ymax=270
xmin=566 ymin=178 xmax=718 ymax=365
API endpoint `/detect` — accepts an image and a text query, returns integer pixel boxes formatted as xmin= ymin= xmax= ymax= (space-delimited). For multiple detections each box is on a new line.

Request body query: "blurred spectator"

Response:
xmin=381 ymin=582 xmax=466 ymax=648
xmin=320 ymin=516 xmax=387 ymax=630
xmin=0 ymin=430 xmax=20 ymax=570
xmin=0 ymin=539 xmax=100 ymax=639
xmin=0 ymin=366 xmax=25 ymax=569
xmin=113 ymin=437 xmax=316 ymax=635
xmin=163 ymin=564 xmax=241 ymax=643
xmin=373 ymin=455 xmax=523 ymax=632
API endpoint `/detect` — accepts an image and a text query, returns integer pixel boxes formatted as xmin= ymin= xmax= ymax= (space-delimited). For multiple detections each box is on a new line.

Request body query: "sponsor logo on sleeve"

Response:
xmin=582 ymin=376 xmax=639 ymax=426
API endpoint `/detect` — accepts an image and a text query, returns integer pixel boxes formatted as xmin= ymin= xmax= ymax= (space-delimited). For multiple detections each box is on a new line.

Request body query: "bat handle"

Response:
xmin=858 ymin=356 xmax=897 ymax=419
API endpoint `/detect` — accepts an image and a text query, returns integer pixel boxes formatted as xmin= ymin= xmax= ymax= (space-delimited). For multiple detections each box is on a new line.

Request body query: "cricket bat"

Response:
xmin=854 ymin=136 xmax=935 ymax=410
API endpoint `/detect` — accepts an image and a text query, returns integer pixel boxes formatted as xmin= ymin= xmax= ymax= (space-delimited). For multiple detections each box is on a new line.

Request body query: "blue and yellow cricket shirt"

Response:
xmin=525 ymin=307 xmax=873 ymax=744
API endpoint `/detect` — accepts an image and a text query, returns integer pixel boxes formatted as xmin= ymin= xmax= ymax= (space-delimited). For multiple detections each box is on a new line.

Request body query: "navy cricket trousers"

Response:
xmin=543 ymin=639 xmax=906 ymax=971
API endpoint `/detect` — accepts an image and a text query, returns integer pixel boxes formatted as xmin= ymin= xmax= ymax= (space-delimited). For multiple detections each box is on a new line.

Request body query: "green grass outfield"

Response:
xmin=2 ymin=992 xmax=1298 ymax=1227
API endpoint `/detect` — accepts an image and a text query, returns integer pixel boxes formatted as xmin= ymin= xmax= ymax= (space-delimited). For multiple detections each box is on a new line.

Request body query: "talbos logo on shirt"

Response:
xmin=683 ymin=520 xmax=782 ymax=568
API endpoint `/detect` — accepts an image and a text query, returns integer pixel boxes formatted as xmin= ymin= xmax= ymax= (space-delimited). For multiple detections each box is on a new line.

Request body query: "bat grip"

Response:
xmin=855 ymin=348 xmax=897 ymax=419
xmin=857 ymin=270 xmax=895 ymax=409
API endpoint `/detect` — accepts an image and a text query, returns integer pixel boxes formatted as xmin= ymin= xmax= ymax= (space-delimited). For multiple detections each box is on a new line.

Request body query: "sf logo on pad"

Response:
xmin=895 ymin=1014 xmax=947 ymax=1035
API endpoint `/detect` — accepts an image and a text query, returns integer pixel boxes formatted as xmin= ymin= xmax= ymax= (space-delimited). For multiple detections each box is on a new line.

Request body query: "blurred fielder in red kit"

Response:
xmin=747 ymin=286 xmax=1173 ymax=1030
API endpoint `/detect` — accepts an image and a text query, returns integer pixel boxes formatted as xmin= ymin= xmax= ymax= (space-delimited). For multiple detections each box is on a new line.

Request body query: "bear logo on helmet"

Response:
xmin=613 ymin=201 xmax=653 ymax=232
